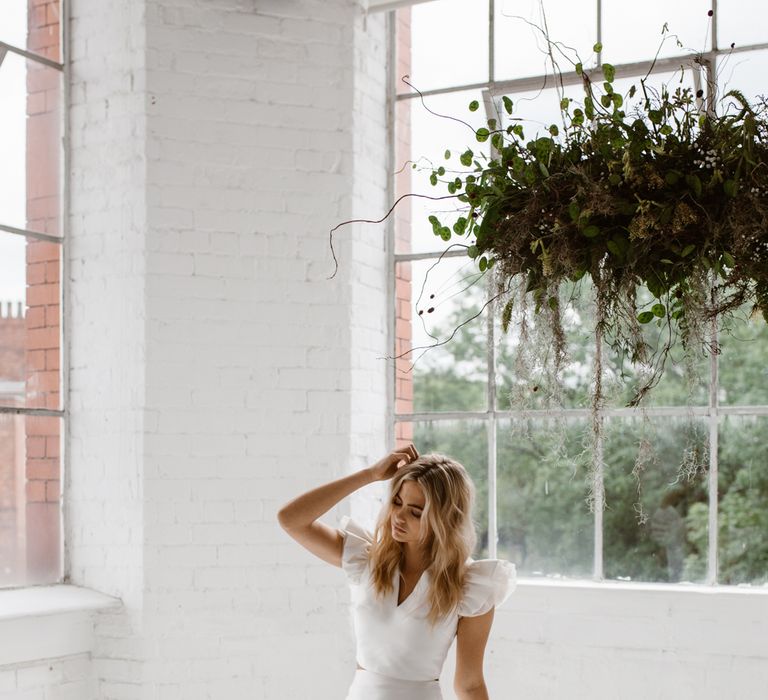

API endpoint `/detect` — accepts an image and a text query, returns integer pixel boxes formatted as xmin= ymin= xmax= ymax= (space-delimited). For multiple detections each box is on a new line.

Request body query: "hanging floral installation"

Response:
xmin=329 ymin=13 xmax=768 ymax=514
xmin=424 ymin=45 xmax=768 ymax=406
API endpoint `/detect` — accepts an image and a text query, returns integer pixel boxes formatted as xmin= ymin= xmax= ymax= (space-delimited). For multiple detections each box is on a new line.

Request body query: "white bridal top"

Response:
xmin=337 ymin=515 xmax=516 ymax=683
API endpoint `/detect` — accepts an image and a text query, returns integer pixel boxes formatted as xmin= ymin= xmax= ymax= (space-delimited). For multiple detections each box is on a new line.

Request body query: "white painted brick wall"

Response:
xmin=434 ymin=582 xmax=768 ymax=700
xmin=67 ymin=0 xmax=148 ymax=615
xmin=0 ymin=654 xmax=93 ymax=700
xmin=65 ymin=0 xmax=389 ymax=698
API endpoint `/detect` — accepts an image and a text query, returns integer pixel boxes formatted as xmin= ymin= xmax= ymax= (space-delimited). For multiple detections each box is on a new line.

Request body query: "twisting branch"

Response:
xmin=387 ymin=277 xmax=512 ymax=370
xmin=401 ymin=76 xmax=479 ymax=135
xmin=327 ymin=192 xmax=460 ymax=279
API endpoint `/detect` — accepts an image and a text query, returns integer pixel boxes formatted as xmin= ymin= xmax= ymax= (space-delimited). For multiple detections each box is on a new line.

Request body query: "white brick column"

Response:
xmin=66 ymin=1 xmax=390 ymax=698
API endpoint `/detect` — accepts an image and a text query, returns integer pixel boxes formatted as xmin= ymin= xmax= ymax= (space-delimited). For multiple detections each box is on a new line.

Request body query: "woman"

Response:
xmin=277 ymin=444 xmax=516 ymax=700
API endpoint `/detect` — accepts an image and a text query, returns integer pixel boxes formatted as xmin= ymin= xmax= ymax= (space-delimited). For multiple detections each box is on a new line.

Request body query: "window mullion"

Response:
xmin=594 ymin=328 xmax=605 ymax=581
xmin=707 ymin=317 xmax=720 ymax=585
xmin=488 ymin=0 xmax=495 ymax=85
xmin=486 ymin=275 xmax=497 ymax=559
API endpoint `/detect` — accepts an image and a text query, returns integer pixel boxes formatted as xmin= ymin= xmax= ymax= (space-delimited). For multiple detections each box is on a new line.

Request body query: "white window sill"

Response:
xmin=516 ymin=576 xmax=768 ymax=595
xmin=0 ymin=584 xmax=122 ymax=666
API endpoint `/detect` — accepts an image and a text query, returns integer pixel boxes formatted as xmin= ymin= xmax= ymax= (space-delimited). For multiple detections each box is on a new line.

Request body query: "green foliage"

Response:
xmin=412 ymin=296 xmax=768 ymax=583
xmin=423 ymin=54 xmax=768 ymax=406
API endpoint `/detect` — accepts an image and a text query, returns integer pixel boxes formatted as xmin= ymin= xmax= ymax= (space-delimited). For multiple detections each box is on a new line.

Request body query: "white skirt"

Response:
xmin=345 ymin=669 xmax=443 ymax=700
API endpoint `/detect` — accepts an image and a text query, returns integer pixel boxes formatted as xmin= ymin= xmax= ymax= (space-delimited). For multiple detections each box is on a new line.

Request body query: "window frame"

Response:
xmin=0 ymin=0 xmax=67 ymax=587
xmin=387 ymin=0 xmax=768 ymax=585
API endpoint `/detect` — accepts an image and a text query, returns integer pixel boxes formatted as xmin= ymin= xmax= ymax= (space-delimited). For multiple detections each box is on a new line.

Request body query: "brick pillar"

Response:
xmin=25 ymin=0 xmax=61 ymax=583
xmin=394 ymin=8 xmax=413 ymax=448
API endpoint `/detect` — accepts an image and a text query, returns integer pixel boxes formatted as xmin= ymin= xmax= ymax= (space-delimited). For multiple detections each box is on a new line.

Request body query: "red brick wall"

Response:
xmin=395 ymin=9 xmax=413 ymax=449
xmin=0 ymin=311 xmax=26 ymax=585
xmin=24 ymin=0 xmax=61 ymax=584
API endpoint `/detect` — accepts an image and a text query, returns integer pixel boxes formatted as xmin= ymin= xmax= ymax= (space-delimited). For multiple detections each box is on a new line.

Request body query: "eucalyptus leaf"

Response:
xmin=585 ymin=96 xmax=595 ymax=120
xmin=685 ymin=173 xmax=702 ymax=198
xmin=637 ymin=311 xmax=655 ymax=324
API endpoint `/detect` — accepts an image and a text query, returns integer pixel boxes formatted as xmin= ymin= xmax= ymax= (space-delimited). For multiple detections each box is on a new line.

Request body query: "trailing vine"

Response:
xmin=329 ymin=14 xmax=768 ymax=518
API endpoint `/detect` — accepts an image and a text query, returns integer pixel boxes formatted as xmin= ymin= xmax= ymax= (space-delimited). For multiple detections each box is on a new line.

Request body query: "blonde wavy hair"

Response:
xmin=368 ymin=453 xmax=477 ymax=625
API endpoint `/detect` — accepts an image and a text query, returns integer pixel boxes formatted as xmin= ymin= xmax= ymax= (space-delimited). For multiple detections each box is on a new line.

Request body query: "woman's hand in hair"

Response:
xmin=368 ymin=444 xmax=419 ymax=482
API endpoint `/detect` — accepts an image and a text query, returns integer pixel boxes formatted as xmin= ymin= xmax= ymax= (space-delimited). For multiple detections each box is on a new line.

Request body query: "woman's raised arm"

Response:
xmin=277 ymin=445 xmax=418 ymax=567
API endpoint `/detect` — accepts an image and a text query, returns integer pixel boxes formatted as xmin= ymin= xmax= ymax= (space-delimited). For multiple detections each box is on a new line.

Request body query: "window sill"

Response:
xmin=516 ymin=576 xmax=768 ymax=595
xmin=0 ymin=584 xmax=122 ymax=666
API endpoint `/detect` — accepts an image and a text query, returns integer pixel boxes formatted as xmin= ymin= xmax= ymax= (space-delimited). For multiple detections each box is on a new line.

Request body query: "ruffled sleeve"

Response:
xmin=337 ymin=515 xmax=373 ymax=585
xmin=458 ymin=559 xmax=517 ymax=617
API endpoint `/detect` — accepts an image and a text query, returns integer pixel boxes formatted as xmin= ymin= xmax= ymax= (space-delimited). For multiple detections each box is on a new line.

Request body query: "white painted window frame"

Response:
xmin=0 ymin=0 xmax=69 ymax=588
xmin=387 ymin=0 xmax=768 ymax=585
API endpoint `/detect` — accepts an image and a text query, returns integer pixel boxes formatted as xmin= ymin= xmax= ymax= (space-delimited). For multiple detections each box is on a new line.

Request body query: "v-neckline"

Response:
xmin=395 ymin=568 xmax=425 ymax=608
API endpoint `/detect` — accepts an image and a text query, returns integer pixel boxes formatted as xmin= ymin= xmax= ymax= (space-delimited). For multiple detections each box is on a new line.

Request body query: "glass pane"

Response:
xmin=604 ymin=285 xmax=709 ymax=409
xmin=401 ymin=256 xmax=488 ymax=414
xmin=719 ymin=311 xmax=768 ymax=406
xmin=495 ymin=281 xmax=595 ymax=411
xmin=602 ymin=0 xmax=711 ymax=65
xmin=2 ymin=0 xmax=64 ymax=64
xmin=495 ymin=0 xmax=598 ymax=82
xmin=717 ymin=416 xmax=768 ymax=585
xmin=399 ymin=0 xmax=488 ymax=95
xmin=499 ymin=68 xmax=698 ymax=145
xmin=0 ymin=2 xmax=27 ymax=48
xmin=0 ymin=230 xmax=61 ymax=410
xmin=0 ymin=51 xmax=62 ymax=237
xmin=397 ymin=89 xmax=490 ymax=254
xmin=717 ymin=49 xmax=768 ymax=111
xmin=413 ymin=419 xmax=489 ymax=557
xmin=607 ymin=67 xmax=697 ymax=111
xmin=495 ymin=280 xmax=709 ymax=411
xmin=497 ymin=417 xmax=594 ymax=578
xmin=0 ymin=413 xmax=61 ymax=588
xmin=495 ymin=83 xmax=562 ymax=142
xmin=718 ymin=0 xmax=768 ymax=52
xmin=603 ymin=416 xmax=709 ymax=584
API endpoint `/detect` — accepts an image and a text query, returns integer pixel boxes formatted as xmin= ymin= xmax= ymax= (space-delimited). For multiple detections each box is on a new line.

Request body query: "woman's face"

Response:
xmin=390 ymin=480 xmax=426 ymax=543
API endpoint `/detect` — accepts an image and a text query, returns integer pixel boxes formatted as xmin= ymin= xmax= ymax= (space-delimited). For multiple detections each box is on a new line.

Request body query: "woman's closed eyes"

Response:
xmin=393 ymin=497 xmax=422 ymax=519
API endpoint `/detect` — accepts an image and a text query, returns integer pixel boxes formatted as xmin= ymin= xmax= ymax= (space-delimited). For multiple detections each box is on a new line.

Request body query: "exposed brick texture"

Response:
xmin=0 ymin=311 xmax=25 ymax=586
xmin=24 ymin=0 xmax=62 ymax=585
xmin=64 ymin=0 xmax=389 ymax=698
xmin=394 ymin=8 xmax=413 ymax=448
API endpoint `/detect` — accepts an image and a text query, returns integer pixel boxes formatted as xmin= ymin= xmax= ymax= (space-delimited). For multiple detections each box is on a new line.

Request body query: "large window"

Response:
xmin=0 ymin=0 xmax=64 ymax=587
xmin=391 ymin=0 xmax=768 ymax=586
